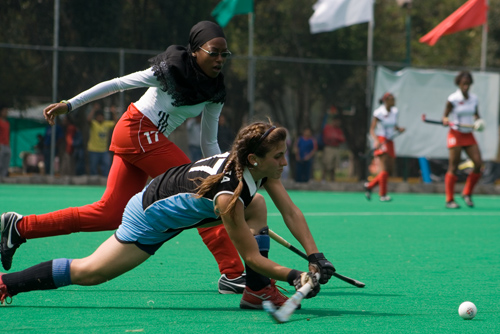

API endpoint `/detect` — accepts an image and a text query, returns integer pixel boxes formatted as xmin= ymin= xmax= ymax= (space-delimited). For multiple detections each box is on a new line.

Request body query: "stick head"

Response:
xmin=262 ymin=301 xmax=283 ymax=323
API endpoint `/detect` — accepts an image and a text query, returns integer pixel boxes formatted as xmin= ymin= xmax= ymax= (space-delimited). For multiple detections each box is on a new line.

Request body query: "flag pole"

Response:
xmin=247 ymin=12 xmax=255 ymax=120
xmin=480 ymin=0 xmax=488 ymax=71
xmin=366 ymin=14 xmax=374 ymax=113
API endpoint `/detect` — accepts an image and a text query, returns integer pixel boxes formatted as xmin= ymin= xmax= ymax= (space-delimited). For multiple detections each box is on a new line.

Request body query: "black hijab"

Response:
xmin=148 ymin=21 xmax=226 ymax=107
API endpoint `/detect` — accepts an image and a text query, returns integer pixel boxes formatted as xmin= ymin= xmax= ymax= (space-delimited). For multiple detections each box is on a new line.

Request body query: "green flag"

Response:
xmin=211 ymin=0 xmax=254 ymax=27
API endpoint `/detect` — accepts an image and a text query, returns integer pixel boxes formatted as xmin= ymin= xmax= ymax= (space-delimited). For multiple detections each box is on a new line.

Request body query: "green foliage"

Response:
xmin=1 ymin=0 xmax=496 ymax=179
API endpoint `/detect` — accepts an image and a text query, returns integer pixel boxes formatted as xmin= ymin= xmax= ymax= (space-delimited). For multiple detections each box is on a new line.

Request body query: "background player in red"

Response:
xmin=0 ymin=122 xmax=335 ymax=309
xmin=1 ymin=21 xmax=246 ymax=293
xmin=443 ymin=71 xmax=484 ymax=209
xmin=364 ymin=93 xmax=405 ymax=202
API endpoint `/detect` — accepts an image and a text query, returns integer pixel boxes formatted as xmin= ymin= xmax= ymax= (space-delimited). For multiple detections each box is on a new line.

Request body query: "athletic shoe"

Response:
xmin=240 ymin=279 xmax=297 ymax=310
xmin=363 ymin=182 xmax=372 ymax=201
xmin=445 ymin=200 xmax=460 ymax=209
xmin=379 ymin=195 xmax=392 ymax=202
xmin=0 ymin=274 xmax=13 ymax=305
xmin=462 ymin=195 xmax=474 ymax=208
xmin=1 ymin=212 xmax=26 ymax=271
xmin=218 ymin=273 xmax=246 ymax=294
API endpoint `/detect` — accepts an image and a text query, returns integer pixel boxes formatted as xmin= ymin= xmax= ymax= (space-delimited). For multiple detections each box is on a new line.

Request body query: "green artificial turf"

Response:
xmin=1 ymin=184 xmax=499 ymax=333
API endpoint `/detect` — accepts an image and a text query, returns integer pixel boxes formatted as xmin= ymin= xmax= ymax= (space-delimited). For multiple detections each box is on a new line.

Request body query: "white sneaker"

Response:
xmin=379 ymin=195 xmax=392 ymax=202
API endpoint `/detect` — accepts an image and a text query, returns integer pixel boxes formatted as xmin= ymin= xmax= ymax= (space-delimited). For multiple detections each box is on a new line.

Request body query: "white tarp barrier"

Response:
xmin=373 ymin=66 xmax=499 ymax=160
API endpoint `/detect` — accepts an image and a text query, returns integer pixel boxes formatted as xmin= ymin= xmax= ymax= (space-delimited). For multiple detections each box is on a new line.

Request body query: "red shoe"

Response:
xmin=0 ymin=274 xmax=13 ymax=305
xmin=240 ymin=279 xmax=295 ymax=310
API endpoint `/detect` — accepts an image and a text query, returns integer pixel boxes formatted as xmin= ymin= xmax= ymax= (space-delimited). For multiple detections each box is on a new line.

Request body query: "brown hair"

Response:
xmin=195 ymin=122 xmax=287 ymax=217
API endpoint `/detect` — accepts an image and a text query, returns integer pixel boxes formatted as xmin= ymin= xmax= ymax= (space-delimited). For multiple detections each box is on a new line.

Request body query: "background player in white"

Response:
xmin=442 ymin=71 xmax=484 ymax=209
xmin=364 ymin=93 xmax=405 ymax=202
xmin=0 ymin=122 xmax=335 ymax=309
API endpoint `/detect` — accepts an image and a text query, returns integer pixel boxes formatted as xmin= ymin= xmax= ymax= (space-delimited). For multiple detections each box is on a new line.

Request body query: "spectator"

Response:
xmin=321 ymin=116 xmax=346 ymax=182
xmin=294 ymin=127 xmax=317 ymax=183
xmin=60 ymin=116 xmax=77 ymax=176
xmin=186 ymin=115 xmax=203 ymax=161
xmin=72 ymin=124 xmax=86 ymax=176
xmin=87 ymin=103 xmax=117 ymax=176
xmin=42 ymin=123 xmax=64 ymax=175
xmin=0 ymin=106 xmax=11 ymax=177
xmin=217 ymin=114 xmax=234 ymax=152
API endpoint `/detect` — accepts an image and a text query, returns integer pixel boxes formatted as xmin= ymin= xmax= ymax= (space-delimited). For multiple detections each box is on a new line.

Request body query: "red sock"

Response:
xmin=197 ymin=225 xmax=244 ymax=278
xmin=379 ymin=171 xmax=389 ymax=196
xmin=463 ymin=172 xmax=481 ymax=196
xmin=445 ymin=172 xmax=458 ymax=202
xmin=18 ymin=208 xmax=81 ymax=239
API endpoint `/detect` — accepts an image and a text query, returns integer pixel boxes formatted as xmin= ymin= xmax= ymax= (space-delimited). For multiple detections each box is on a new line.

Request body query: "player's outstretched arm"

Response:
xmin=264 ymin=178 xmax=335 ymax=284
xmin=217 ymin=193 xmax=292 ymax=282
xmin=264 ymin=178 xmax=319 ymax=255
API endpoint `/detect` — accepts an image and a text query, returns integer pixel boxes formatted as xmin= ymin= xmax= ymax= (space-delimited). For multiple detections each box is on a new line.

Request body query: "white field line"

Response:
xmin=268 ymin=212 xmax=499 ymax=217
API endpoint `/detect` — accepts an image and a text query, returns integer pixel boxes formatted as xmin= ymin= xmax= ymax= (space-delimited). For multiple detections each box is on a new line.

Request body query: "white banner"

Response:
xmin=373 ymin=66 xmax=499 ymax=160
xmin=309 ymin=0 xmax=373 ymax=34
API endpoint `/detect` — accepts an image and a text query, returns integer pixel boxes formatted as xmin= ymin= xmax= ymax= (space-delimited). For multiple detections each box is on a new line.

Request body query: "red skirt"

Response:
xmin=447 ymin=129 xmax=477 ymax=148
xmin=374 ymin=136 xmax=395 ymax=158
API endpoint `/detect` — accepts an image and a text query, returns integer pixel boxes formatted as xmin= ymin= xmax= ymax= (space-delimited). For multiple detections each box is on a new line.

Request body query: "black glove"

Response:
xmin=292 ymin=271 xmax=320 ymax=299
xmin=308 ymin=253 xmax=335 ymax=284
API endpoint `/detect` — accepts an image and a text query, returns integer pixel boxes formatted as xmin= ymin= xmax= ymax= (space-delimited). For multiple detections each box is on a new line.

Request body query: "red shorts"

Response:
xmin=374 ymin=136 xmax=395 ymax=158
xmin=447 ymin=129 xmax=477 ymax=148
xmin=110 ymin=103 xmax=170 ymax=154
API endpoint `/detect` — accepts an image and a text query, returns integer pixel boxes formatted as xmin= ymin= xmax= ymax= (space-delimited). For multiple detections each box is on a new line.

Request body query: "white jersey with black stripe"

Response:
xmin=67 ymin=68 xmax=222 ymax=157
xmin=140 ymin=153 xmax=266 ymax=233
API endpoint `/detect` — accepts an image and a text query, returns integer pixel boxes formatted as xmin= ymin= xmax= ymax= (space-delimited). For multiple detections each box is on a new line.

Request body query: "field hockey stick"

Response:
xmin=421 ymin=114 xmax=475 ymax=129
xmin=358 ymin=131 xmax=403 ymax=159
xmin=268 ymin=229 xmax=365 ymax=288
xmin=262 ymin=272 xmax=320 ymax=323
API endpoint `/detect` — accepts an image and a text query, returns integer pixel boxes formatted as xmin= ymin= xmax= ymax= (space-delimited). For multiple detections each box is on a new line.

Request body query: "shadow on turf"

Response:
xmin=5 ymin=304 xmax=406 ymax=320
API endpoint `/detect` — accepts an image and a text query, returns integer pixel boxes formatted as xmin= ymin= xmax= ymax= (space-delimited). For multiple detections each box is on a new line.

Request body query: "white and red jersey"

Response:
xmin=447 ymin=89 xmax=477 ymax=134
xmin=68 ymin=68 xmax=222 ymax=157
xmin=373 ymin=105 xmax=398 ymax=139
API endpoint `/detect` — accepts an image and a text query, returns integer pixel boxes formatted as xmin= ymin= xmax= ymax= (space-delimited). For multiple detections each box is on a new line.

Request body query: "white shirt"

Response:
xmin=447 ymin=89 xmax=477 ymax=134
xmin=67 ymin=68 xmax=222 ymax=157
xmin=373 ymin=105 xmax=398 ymax=139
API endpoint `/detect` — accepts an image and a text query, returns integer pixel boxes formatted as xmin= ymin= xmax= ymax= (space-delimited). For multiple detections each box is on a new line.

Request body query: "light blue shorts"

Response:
xmin=115 ymin=193 xmax=182 ymax=255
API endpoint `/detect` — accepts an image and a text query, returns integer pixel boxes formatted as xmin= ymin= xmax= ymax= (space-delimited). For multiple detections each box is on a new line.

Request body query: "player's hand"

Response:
xmin=293 ymin=271 xmax=320 ymax=299
xmin=398 ymin=127 xmax=406 ymax=133
xmin=43 ymin=103 xmax=69 ymax=126
xmin=442 ymin=117 xmax=449 ymax=126
xmin=308 ymin=252 xmax=335 ymax=284
xmin=474 ymin=119 xmax=485 ymax=132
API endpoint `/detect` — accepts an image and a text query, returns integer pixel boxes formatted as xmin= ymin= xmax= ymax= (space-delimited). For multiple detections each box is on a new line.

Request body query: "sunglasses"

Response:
xmin=199 ymin=47 xmax=232 ymax=58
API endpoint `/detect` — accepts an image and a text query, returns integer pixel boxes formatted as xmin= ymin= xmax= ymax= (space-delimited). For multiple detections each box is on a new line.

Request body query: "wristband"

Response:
xmin=287 ymin=269 xmax=302 ymax=286
xmin=60 ymin=100 xmax=73 ymax=113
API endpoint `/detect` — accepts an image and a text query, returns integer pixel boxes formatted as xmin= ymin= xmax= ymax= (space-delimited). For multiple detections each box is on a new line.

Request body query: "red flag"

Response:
xmin=419 ymin=0 xmax=488 ymax=46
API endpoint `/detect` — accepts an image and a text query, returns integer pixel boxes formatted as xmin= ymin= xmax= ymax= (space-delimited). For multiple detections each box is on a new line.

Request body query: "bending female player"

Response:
xmin=0 ymin=122 xmax=335 ymax=309
xmin=364 ymin=92 xmax=405 ymax=202
xmin=0 ymin=21 xmax=246 ymax=293
xmin=443 ymin=71 xmax=483 ymax=209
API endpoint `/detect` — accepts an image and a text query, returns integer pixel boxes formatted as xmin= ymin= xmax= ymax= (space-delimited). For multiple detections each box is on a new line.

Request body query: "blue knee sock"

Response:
xmin=245 ymin=228 xmax=271 ymax=291
xmin=2 ymin=258 xmax=73 ymax=295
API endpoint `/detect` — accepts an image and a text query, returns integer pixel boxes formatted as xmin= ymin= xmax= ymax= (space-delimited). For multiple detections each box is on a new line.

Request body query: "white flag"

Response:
xmin=309 ymin=0 xmax=373 ymax=34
